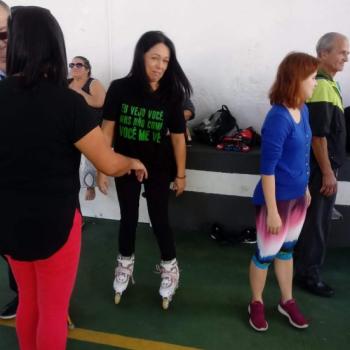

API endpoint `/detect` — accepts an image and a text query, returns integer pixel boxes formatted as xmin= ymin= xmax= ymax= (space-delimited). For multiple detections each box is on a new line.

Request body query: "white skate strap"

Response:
xmin=162 ymin=270 xmax=177 ymax=278
xmin=155 ymin=265 xmax=179 ymax=284
xmin=116 ymin=267 xmax=135 ymax=284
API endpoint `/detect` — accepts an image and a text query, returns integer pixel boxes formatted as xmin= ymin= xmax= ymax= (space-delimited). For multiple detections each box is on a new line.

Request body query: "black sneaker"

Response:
xmin=294 ymin=276 xmax=334 ymax=297
xmin=210 ymin=223 xmax=224 ymax=241
xmin=242 ymin=227 xmax=257 ymax=244
xmin=0 ymin=296 xmax=18 ymax=320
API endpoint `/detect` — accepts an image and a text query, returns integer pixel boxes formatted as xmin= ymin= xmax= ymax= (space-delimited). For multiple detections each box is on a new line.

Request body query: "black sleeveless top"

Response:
xmin=68 ymin=77 xmax=102 ymax=124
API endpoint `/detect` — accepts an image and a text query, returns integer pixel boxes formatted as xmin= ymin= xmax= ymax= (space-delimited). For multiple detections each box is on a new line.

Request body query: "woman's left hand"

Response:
xmin=97 ymin=172 xmax=109 ymax=195
xmin=172 ymin=177 xmax=186 ymax=197
xmin=135 ymin=168 xmax=147 ymax=182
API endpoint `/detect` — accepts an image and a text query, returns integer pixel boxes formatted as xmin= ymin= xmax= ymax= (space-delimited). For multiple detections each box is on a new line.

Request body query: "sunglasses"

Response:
xmin=69 ymin=63 xmax=85 ymax=69
xmin=0 ymin=32 xmax=7 ymax=41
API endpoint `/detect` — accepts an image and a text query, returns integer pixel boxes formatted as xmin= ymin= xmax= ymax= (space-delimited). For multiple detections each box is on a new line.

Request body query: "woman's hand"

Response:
xmin=131 ymin=159 xmax=148 ymax=182
xmin=266 ymin=210 xmax=282 ymax=235
xmin=97 ymin=172 xmax=109 ymax=195
xmin=305 ymin=187 xmax=312 ymax=207
xmin=321 ymin=171 xmax=337 ymax=197
xmin=172 ymin=177 xmax=186 ymax=197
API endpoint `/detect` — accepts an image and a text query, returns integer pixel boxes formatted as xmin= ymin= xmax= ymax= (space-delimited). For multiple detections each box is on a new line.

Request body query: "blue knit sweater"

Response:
xmin=253 ymin=104 xmax=311 ymax=205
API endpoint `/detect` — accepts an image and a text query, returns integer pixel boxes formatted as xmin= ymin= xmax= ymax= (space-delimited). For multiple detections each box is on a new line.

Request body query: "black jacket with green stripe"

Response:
xmin=306 ymin=70 xmax=346 ymax=169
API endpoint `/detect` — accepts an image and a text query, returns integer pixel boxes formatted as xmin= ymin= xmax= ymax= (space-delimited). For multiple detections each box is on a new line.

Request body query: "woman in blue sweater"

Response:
xmin=248 ymin=52 xmax=319 ymax=331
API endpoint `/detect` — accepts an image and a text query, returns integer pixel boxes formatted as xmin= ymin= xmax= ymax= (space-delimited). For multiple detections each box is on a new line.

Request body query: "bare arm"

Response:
xmin=311 ymin=136 xmax=337 ymax=196
xmin=100 ymin=119 xmax=115 ymax=146
xmin=95 ymin=119 xmax=116 ymax=194
xmin=261 ymin=175 xmax=282 ymax=234
xmin=74 ymin=126 xmax=147 ymax=178
xmin=170 ymin=133 xmax=186 ymax=196
xmin=71 ymin=80 xmax=106 ymax=108
xmin=183 ymin=109 xmax=193 ymax=122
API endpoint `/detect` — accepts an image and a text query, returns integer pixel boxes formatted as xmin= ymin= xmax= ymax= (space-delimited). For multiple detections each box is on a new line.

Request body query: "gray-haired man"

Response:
xmin=295 ymin=32 xmax=349 ymax=297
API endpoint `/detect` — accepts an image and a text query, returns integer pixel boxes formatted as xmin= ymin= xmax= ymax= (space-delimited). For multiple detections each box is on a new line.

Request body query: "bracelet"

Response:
xmin=176 ymin=175 xmax=186 ymax=179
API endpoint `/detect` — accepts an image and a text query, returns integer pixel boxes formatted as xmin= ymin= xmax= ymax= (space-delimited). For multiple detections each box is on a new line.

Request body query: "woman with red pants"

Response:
xmin=0 ymin=6 xmax=147 ymax=350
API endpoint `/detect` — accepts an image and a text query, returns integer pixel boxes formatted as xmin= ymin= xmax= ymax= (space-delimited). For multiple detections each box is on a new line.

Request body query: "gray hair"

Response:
xmin=316 ymin=32 xmax=348 ymax=57
xmin=0 ymin=1 xmax=10 ymax=12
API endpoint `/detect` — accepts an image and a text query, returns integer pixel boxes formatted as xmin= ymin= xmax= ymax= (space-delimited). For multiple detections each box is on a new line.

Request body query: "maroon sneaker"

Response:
xmin=278 ymin=299 xmax=309 ymax=329
xmin=248 ymin=301 xmax=268 ymax=331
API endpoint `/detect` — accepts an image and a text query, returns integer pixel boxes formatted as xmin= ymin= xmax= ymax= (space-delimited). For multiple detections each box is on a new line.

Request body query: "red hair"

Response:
xmin=269 ymin=52 xmax=319 ymax=108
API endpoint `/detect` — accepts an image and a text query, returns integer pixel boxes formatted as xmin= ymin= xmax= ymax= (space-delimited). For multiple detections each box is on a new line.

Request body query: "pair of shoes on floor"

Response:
xmin=242 ymin=227 xmax=257 ymax=244
xmin=294 ymin=276 xmax=334 ymax=297
xmin=0 ymin=296 xmax=18 ymax=320
xmin=248 ymin=299 xmax=309 ymax=332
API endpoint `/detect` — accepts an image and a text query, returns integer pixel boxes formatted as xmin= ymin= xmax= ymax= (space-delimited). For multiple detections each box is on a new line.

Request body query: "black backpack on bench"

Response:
xmin=193 ymin=105 xmax=239 ymax=146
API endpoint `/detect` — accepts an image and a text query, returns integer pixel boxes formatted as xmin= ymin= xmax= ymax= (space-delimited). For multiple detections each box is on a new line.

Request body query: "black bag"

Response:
xmin=216 ymin=127 xmax=261 ymax=152
xmin=193 ymin=105 xmax=239 ymax=145
xmin=210 ymin=223 xmax=257 ymax=245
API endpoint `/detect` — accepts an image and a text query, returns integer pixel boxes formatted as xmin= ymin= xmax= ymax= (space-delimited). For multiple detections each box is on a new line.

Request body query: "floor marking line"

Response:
xmin=0 ymin=320 xmax=201 ymax=350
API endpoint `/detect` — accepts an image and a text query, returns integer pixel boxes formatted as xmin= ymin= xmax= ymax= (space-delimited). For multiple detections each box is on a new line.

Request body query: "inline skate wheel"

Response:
xmin=114 ymin=293 xmax=121 ymax=305
xmin=162 ymin=298 xmax=169 ymax=310
xmin=67 ymin=316 xmax=75 ymax=330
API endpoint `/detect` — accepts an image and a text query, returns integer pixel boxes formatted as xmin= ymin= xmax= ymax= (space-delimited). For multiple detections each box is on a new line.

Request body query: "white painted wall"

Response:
xmin=8 ymin=0 xmax=350 ymax=220
xmin=10 ymin=0 xmax=350 ymax=130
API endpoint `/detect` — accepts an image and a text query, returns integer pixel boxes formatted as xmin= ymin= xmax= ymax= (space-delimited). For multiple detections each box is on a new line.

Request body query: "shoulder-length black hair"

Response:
xmin=128 ymin=31 xmax=192 ymax=103
xmin=6 ymin=6 xmax=68 ymax=87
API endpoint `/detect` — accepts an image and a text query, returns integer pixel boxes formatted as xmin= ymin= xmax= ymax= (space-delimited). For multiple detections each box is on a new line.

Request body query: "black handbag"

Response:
xmin=193 ymin=105 xmax=239 ymax=145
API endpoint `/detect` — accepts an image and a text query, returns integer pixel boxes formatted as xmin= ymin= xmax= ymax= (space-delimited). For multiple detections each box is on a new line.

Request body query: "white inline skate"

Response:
xmin=113 ymin=254 xmax=135 ymax=304
xmin=157 ymin=258 xmax=180 ymax=310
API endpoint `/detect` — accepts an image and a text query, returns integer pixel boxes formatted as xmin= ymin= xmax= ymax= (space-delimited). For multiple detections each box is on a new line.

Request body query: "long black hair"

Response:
xmin=6 ymin=6 xmax=68 ymax=87
xmin=128 ymin=31 xmax=192 ymax=103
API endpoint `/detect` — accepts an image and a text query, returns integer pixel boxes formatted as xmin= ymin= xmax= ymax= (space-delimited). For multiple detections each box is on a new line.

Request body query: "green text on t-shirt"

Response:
xmin=119 ymin=103 xmax=164 ymax=143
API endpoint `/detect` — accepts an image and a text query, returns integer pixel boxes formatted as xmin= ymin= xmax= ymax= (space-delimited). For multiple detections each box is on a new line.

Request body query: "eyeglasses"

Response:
xmin=69 ymin=63 xmax=85 ymax=69
xmin=0 ymin=32 xmax=8 ymax=41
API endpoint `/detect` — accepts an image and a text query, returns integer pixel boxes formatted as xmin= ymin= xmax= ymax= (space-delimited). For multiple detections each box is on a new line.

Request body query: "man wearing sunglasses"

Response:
xmin=0 ymin=0 xmax=19 ymax=320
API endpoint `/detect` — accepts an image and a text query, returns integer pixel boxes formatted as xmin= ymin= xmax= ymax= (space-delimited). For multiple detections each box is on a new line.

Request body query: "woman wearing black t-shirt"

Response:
xmin=0 ymin=7 xmax=147 ymax=350
xmin=98 ymin=31 xmax=192 ymax=309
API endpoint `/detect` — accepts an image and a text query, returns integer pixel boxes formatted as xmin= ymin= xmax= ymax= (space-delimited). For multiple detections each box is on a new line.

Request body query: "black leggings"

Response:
xmin=115 ymin=173 xmax=176 ymax=261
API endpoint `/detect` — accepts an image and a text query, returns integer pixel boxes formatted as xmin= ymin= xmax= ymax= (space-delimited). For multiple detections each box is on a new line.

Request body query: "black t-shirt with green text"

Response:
xmin=103 ymin=77 xmax=185 ymax=176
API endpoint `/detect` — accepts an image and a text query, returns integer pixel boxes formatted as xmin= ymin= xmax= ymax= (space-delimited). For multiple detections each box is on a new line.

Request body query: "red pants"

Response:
xmin=7 ymin=210 xmax=82 ymax=350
